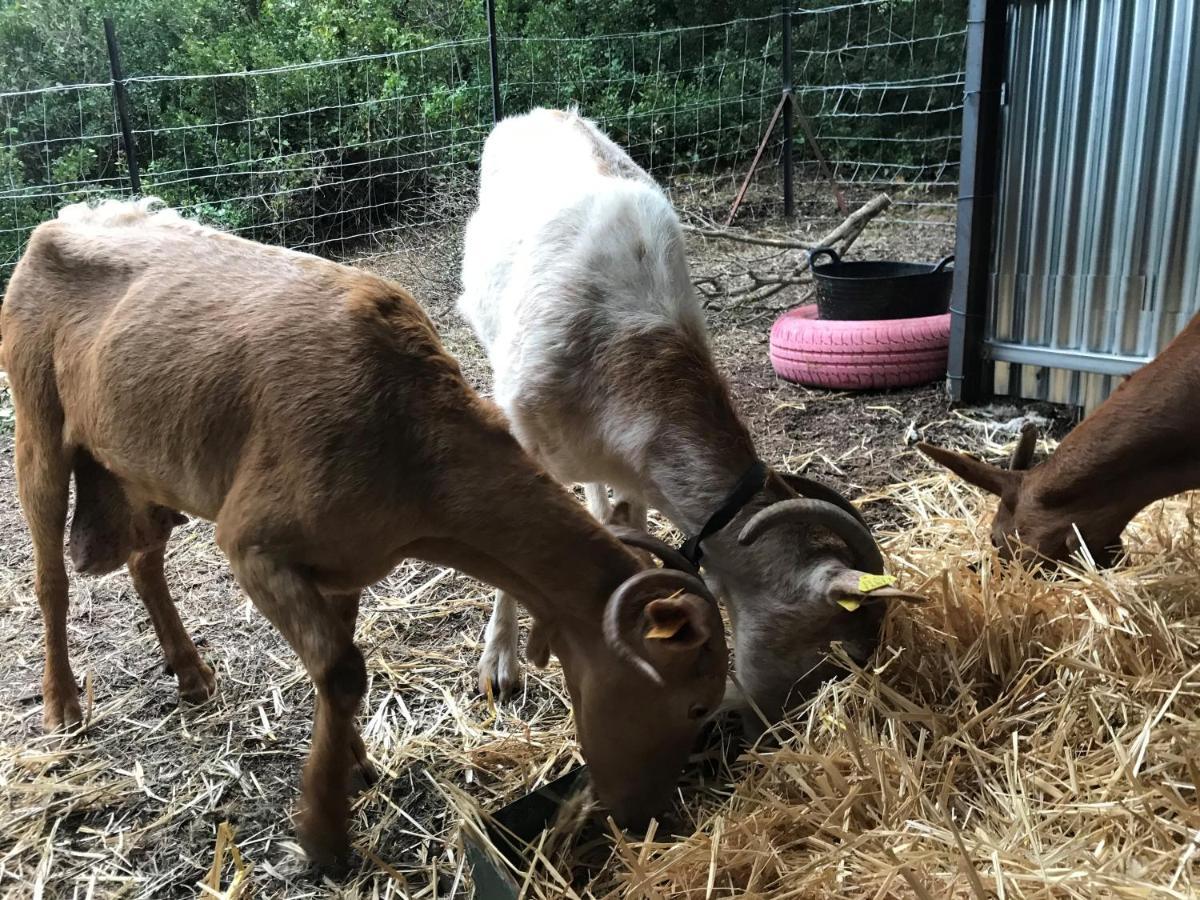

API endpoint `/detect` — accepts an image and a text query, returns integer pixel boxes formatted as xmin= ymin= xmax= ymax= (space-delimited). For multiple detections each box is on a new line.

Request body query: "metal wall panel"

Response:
xmin=988 ymin=0 xmax=1200 ymax=409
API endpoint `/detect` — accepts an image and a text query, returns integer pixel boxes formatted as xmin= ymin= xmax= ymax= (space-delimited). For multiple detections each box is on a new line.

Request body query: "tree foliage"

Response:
xmin=0 ymin=0 xmax=964 ymax=283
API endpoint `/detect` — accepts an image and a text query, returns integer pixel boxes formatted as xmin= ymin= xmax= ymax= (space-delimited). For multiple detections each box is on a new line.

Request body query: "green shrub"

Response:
xmin=0 ymin=0 xmax=964 ymax=287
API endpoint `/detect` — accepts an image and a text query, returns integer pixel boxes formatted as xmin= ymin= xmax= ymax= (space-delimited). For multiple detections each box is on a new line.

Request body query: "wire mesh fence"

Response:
xmin=788 ymin=0 xmax=965 ymax=228
xmin=0 ymin=1 xmax=965 ymax=289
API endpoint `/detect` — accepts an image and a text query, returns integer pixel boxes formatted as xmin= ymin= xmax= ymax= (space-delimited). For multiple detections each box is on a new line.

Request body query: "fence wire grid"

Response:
xmin=1 ymin=0 xmax=965 ymax=288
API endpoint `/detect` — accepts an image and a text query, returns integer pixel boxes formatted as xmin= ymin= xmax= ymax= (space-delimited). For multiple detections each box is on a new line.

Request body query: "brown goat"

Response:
xmin=2 ymin=199 xmax=727 ymax=863
xmin=919 ymin=310 xmax=1200 ymax=566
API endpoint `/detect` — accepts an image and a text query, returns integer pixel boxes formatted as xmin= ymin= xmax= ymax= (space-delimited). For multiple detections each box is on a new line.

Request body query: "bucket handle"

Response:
xmin=808 ymin=246 xmax=840 ymax=270
xmin=932 ymin=254 xmax=955 ymax=273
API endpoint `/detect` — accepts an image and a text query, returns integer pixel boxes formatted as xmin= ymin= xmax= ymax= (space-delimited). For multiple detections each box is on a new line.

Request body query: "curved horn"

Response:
xmin=603 ymin=569 xmax=718 ymax=686
xmin=738 ymin=498 xmax=885 ymax=574
xmin=775 ymin=472 xmax=869 ymax=529
xmin=607 ymin=525 xmax=700 ymax=575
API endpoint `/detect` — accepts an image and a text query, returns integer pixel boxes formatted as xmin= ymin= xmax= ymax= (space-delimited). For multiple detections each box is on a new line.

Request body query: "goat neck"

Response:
xmin=1020 ymin=328 xmax=1200 ymax=548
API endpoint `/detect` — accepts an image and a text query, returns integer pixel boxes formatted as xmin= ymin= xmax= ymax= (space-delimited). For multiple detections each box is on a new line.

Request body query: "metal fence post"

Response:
xmin=104 ymin=17 xmax=141 ymax=195
xmin=946 ymin=0 xmax=1007 ymax=403
xmin=781 ymin=7 xmax=794 ymax=218
xmin=485 ymin=0 xmax=503 ymax=122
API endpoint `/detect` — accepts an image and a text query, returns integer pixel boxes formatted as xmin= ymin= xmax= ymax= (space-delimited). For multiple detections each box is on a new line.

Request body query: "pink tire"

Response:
xmin=769 ymin=305 xmax=950 ymax=390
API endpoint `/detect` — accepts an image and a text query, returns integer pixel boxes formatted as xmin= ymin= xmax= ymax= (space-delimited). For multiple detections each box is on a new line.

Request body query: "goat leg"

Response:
xmin=478 ymin=590 xmax=522 ymax=699
xmin=330 ymin=591 xmax=377 ymax=794
xmin=16 ymin=428 xmax=79 ymax=732
xmin=227 ymin=546 xmax=364 ymax=865
xmin=128 ymin=545 xmax=215 ymax=704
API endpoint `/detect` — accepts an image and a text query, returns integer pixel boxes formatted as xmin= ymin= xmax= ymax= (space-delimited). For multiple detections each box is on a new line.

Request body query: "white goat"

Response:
xmin=458 ymin=108 xmax=921 ymax=729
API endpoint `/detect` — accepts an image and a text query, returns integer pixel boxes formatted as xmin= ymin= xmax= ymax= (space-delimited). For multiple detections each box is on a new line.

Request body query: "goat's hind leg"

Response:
xmin=128 ymin=539 xmax=216 ymax=705
xmin=70 ymin=455 xmax=212 ymax=704
xmin=14 ymin=420 xmax=77 ymax=731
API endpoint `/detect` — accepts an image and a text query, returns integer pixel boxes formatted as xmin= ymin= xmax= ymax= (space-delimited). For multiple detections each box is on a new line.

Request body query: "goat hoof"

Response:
xmin=296 ymin=812 xmax=352 ymax=869
xmin=177 ymin=661 xmax=217 ymax=704
xmin=43 ymin=692 xmax=82 ymax=733
xmin=477 ymin=648 xmax=521 ymax=701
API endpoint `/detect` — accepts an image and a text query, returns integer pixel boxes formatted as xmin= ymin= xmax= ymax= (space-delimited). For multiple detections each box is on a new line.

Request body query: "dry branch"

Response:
xmin=693 ymin=193 xmax=892 ymax=308
xmin=814 ymin=191 xmax=891 ymax=249
xmin=682 ymin=224 xmax=813 ymax=250
xmin=684 ymin=192 xmax=891 ymax=255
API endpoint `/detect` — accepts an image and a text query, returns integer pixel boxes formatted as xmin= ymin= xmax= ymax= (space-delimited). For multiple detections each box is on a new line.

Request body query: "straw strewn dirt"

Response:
xmin=1 ymin=210 xmax=1196 ymax=899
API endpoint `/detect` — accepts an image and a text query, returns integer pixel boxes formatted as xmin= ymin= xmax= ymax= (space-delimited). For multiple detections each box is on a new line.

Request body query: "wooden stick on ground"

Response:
xmin=813 ymin=192 xmax=891 ymax=251
xmin=685 ymin=192 xmax=891 ymax=255
xmin=681 ymin=225 xmax=813 ymax=250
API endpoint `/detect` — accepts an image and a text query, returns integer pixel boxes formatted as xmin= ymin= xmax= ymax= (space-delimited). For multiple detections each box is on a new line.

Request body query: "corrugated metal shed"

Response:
xmin=987 ymin=0 xmax=1200 ymax=410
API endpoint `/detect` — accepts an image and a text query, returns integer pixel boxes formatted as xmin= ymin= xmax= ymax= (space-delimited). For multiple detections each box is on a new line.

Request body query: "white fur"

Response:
xmin=459 ymin=109 xmax=711 ymax=694
xmin=459 ymin=109 xmax=707 ymax=501
xmin=459 ymin=109 xmax=732 ymax=696
xmin=54 ymin=196 xmax=322 ymax=264
xmin=459 ymin=109 xmax=880 ymax=717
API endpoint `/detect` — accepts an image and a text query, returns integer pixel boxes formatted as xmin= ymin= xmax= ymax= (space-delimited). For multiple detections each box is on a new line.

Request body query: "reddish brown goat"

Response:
xmin=2 ymin=199 xmax=727 ymax=863
xmin=920 ymin=310 xmax=1200 ymax=566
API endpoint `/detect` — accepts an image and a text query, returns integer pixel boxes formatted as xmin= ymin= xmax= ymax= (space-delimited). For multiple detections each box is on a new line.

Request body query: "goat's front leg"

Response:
xmin=227 ymin=546 xmax=365 ymax=866
xmin=610 ymin=490 xmax=648 ymax=531
xmin=329 ymin=590 xmax=376 ymax=794
xmin=583 ymin=482 xmax=611 ymax=520
xmin=478 ymin=590 xmax=522 ymax=699
xmin=128 ymin=545 xmax=216 ymax=705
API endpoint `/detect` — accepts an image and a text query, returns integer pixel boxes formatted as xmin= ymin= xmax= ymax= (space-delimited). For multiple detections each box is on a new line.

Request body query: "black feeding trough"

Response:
xmin=464 ymin=767 xmax=591 ymax=899
xmin=808 ymin=247 xmax=954 ymax=321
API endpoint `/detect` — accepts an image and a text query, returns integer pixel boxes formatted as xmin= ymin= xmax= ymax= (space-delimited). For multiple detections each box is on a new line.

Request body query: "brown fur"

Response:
xmin=609 ymin=326 xmax=759 ymax=470
xmin=920 ymin=311 xmax=1200 ymax=565
xmin=2 ymin=206 xmax=726 ymax=864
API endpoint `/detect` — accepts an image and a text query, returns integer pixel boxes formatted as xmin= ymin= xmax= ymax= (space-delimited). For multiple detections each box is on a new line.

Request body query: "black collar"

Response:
xmin=680 ymin=460 xmax=769 ymax=566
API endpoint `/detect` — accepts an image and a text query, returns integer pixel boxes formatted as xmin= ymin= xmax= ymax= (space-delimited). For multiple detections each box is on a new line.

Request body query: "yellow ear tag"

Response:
xmin=858 ymin=573 xmax=896 ymax=593
xmin=646 ymin=619 xmax=684 ymax=640
xmin=838 ymin=574 xmax=897 ymax=611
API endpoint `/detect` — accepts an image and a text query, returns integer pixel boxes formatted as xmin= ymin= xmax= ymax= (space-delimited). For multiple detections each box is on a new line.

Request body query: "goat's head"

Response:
xmin=541 ymin=532 xmax=726 ymax=829
xmin=918 ymin=425 xmax=1124 ymax=567
xmin=712 ymin=473 xmax=923 ymax=734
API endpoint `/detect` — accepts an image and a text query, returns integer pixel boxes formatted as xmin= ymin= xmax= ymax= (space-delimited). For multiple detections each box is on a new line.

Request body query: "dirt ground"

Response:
xmin=0 ymin=188 xmax=1080 ymax=898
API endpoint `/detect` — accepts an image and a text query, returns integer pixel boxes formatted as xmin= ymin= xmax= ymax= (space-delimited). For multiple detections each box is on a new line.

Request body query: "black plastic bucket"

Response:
xmin=809 ymin=248 xmax=954 ymax=321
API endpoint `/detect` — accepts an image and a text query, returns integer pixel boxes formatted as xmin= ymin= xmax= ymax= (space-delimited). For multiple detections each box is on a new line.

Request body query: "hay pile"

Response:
xmin=462 ymin=462 xmax=1200 ymax=899
xmin=1 ymin=444 xmax=1198 ymax=897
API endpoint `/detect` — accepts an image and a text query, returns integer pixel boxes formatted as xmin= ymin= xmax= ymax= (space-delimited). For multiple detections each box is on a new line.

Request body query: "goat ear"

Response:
xmin=917 ymin=442 xmax=1020 ymax=498
xmin=1009 ymin=423 xmax=1038 ymax=471
xmin=643 ymin=596 xmax=709 ymax=651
